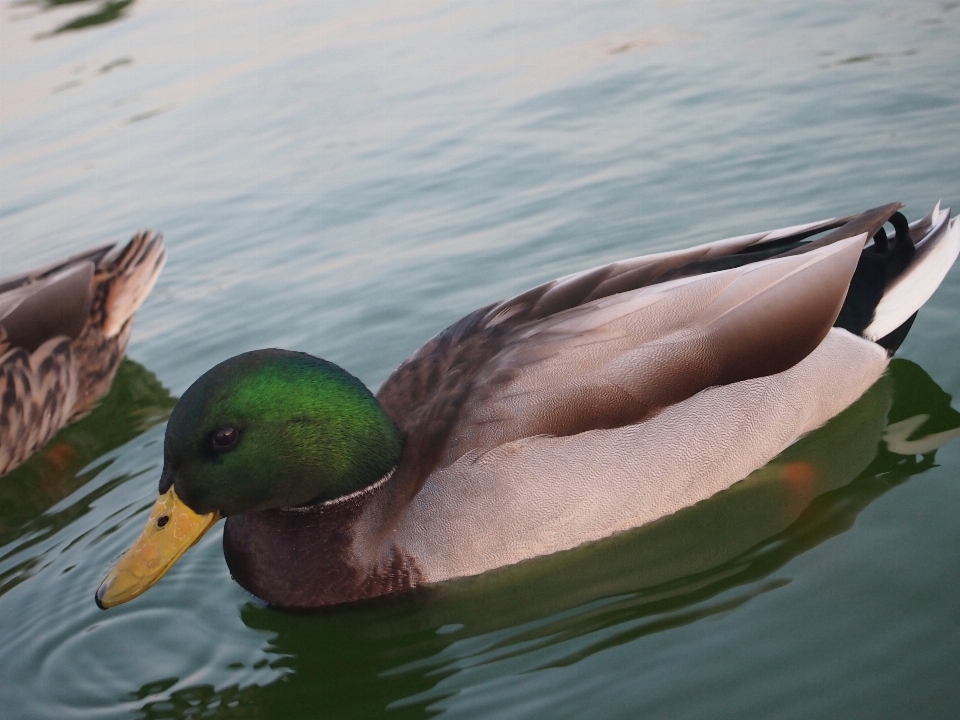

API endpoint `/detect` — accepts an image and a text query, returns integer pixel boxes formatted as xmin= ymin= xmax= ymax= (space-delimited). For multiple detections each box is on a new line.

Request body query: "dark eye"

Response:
xmin=210 ymin=426 xmax=240 ymax=451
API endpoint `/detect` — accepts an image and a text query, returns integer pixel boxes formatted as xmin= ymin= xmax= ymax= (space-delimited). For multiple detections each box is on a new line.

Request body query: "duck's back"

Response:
xmin=377 ymin=203 xmax=959 ymax=582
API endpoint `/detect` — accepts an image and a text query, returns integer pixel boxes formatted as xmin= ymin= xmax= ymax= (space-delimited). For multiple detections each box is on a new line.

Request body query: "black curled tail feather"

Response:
xmin=834 ymin=210 xmax=917 ymax=352
xmin=877 ymin=211 xmax=916 ymax=279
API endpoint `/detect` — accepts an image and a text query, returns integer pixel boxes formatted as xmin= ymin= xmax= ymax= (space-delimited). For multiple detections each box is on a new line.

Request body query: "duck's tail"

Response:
xmin=862 ymin=203 xmax=960 ymax=348
xmin=93 ymin=230 xmax=167 ymax=338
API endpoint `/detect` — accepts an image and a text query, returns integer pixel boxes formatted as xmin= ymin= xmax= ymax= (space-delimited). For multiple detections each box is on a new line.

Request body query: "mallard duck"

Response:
xmin=96 ymin=202 xmax=959 ymax=610
xmin=0 ymin=232 xmax=166 ymax=477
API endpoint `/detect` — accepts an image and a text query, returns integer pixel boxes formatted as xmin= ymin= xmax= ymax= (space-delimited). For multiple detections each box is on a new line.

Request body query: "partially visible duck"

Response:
xmin=0 ymin=232 xmax=165 ymax=476
xmin=96 ymin=202 xmax=959 ymax=610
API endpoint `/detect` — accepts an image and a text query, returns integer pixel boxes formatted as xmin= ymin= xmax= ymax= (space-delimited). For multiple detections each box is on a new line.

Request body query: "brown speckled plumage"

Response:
xmin=0 ymin=232 xmax=165 ymax=476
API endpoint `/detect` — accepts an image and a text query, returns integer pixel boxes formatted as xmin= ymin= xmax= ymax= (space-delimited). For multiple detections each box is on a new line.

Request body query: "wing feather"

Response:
xmin=445 ymin=235 xmax=865 ymax=461
xmin=377 ymin=209 xmax=892 ymax=500
xmin=0 ymin=262 xmax=94 ymax=352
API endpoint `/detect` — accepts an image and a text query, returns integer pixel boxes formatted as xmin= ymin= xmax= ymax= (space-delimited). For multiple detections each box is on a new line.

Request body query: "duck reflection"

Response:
xmin=134 ymin=358 xmax=960 ymax=719
xmin=420 ymin=359 xmax=959 ymax=625
xmin=0 ymin=359 xmax=175 ymax=549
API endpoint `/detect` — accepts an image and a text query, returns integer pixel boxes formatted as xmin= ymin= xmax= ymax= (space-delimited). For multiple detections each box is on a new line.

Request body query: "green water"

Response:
xmin=2 ymin=1 xmax=960 ymax=718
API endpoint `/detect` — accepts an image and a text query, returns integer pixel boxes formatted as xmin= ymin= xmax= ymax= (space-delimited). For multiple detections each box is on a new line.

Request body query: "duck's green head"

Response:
xmin=96 ymin=349 xmax=402 ymax=609
xmin=163 ymin=349 xmax=402 ymax=515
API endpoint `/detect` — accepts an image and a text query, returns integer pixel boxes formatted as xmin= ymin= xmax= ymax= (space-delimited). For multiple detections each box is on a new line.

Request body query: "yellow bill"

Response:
xmin=95 ymin=485 xmax=220 ymax=609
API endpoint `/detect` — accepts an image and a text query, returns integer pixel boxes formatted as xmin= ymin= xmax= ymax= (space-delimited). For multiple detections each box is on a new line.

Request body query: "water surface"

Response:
xmin=2 ymin=1 xmax=960 ymax=718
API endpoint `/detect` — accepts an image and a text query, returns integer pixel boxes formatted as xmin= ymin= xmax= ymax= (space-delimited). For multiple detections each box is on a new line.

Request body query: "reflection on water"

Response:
xmin=3 ymin=2 xmax=960 ymax=716
xmin=52 ymin=0 xmax=134 ymax=35
xmin=27 ymin=0 xmax=136 ymax=36
xmin=127 ymin=359 xmax=959 ymax=719
xmin=0 ymin=359 xmax=174 ymax=582
xmin=35 ymin=0 xmax=105 ymax=6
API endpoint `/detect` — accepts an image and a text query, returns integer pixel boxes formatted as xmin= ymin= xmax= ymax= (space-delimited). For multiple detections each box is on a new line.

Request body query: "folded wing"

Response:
xmin=377 ymin=211 xmax=885 ymax=496
xmin=444 ymin=235 xmax=865 ymax=463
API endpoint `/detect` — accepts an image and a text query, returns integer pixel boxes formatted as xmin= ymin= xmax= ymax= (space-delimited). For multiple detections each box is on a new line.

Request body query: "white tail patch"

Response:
xmin=864 ymin=205 xmax=960 ymax=341
xmin=883 ymin=414 xmax=960 ymax=455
